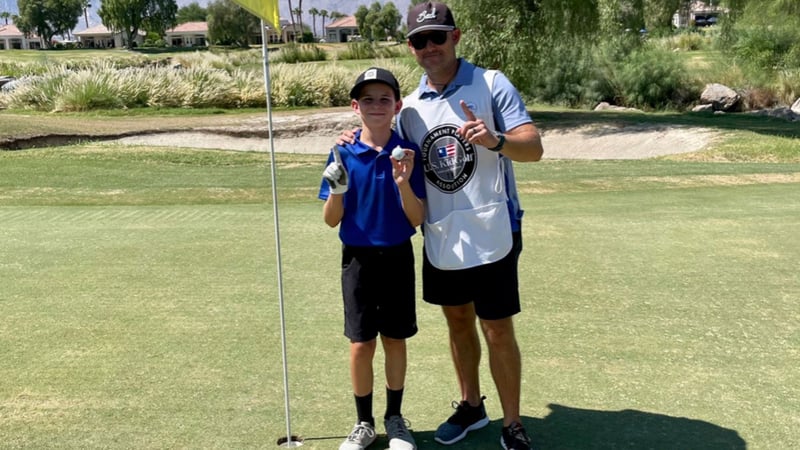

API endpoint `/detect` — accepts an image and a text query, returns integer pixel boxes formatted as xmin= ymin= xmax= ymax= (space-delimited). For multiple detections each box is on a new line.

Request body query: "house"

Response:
xmin=165 ymin=21 xmax=208 ymax=47
xmin=73 ymin=24 xmax=145 ymax=48
xmin=673 ymin=1 xmax=725 ymax=28
xmin=325 ymin=16 xmax=359 ymax=43
xmin=0 ymin=24 xmax=42 ymax=50
xmin=172 ymin=20 xmax=285 ymax=46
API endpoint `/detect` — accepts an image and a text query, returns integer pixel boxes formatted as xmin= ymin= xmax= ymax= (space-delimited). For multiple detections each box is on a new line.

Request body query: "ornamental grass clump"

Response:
xmin=53 ymin=69 xmax=126 ymax=112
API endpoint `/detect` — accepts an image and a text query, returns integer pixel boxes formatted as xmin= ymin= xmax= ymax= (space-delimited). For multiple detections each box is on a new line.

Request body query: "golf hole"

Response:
xmin=276 ymin=435 xmax=304 ymax=447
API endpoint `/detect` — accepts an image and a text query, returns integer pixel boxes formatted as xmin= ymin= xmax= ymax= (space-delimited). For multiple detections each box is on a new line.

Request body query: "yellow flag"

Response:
xmin=232 ymin=0 xmax=281 ymax=31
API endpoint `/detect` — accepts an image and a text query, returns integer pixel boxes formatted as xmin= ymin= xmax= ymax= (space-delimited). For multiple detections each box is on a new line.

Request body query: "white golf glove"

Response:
xmin=323 ymin=162 xmax=348 ymax=194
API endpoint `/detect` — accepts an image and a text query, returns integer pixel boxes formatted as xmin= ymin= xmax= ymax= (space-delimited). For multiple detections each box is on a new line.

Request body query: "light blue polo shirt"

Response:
xmin=318 ymin=130 xmax=426 ymax=247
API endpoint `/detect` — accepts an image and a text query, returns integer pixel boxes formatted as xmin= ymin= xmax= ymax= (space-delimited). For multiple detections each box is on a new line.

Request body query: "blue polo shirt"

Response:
xmin=318 ymin=130 xmax=426 ymax=247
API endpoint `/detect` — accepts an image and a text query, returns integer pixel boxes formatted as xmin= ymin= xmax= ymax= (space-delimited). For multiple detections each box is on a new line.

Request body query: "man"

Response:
xmin=397 ymin=3 xmax=543 ymax=450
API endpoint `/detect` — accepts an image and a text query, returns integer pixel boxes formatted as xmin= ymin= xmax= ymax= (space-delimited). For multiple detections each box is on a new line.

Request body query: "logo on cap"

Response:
xmin=363 ymin=68 xmax=378 ymax=81
xmin=416 ymin=6 xmax=438 ymax=23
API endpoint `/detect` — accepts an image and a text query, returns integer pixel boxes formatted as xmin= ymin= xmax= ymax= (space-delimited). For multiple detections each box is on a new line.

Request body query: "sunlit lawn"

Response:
xmin=1 ymin=142 xmax=798 ymax=448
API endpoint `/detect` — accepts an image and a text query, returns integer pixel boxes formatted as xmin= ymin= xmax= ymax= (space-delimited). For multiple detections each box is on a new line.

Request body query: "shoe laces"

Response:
xmin=448 ymin=395 xmax=486 ymax=423
xmin=347 ymin=423 xmax=376 ymax=441
xmin=505 ymin=421 xmax=531 ymax=444
xmin=385 ymin=415 xmax=412 ymax=437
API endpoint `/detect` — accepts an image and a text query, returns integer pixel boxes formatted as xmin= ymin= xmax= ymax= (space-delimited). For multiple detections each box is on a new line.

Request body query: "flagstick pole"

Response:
xmin=260 ymin=20 xmax=303 ymax=449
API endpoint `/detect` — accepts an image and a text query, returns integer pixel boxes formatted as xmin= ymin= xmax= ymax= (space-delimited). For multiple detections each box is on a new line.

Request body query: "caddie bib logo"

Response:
xmin=421 ymin=124 xmax=476 ymax=193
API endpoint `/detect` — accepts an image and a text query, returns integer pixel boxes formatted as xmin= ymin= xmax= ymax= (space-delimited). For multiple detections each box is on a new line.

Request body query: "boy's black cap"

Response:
xmin=349 ymin=67 xmax=401 ymax=100
xmin=406 ymin=2 xmax=456 ymax=37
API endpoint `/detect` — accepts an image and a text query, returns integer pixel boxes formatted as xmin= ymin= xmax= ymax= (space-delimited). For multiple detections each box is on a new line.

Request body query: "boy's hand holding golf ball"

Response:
xmin=391 ymin=146 xmax=414 ymax=186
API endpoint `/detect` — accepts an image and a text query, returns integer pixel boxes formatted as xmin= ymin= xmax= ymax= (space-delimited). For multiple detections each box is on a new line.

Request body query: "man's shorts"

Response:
xmin=342 ymin=240 xmax=418 ymax=342
xmin=422 ymin=231 xmax=522 ymax=321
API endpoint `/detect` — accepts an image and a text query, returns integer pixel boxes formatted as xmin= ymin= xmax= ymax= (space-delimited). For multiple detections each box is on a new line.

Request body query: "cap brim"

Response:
xmin=407 ymin=25 xmax=455 ymax=37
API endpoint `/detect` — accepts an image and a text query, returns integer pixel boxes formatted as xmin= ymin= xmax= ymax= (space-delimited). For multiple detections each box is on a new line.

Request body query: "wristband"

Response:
xmin=488 ymin=133 xmax=505 ymax=152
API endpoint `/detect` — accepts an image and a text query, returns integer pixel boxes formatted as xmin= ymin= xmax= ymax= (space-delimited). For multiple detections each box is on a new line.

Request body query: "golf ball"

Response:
xmin=392 ymin=146 xmax=405 ymax=161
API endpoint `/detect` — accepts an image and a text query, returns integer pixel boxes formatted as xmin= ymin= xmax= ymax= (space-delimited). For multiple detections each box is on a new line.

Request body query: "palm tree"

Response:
xmin=0 ymin=11 xmax=10 ymax=25
xmin=287 ymin=0 xmax=295 ymax=39
xmin=292 ymin=7 xmax=303 ymax=41
xmin=297 ymin=0 xmax=304 ymax=40
xmin=319 ymin=9 xmax=329 ymax=37
xmin=82 ymin=1 xmax=91 ymax=29
xmin=308 ymin=7 xmax=318 ymax=38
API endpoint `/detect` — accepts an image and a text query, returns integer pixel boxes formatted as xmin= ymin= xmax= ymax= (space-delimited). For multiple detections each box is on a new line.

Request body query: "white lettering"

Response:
xmin=416 ymin=7 xmax=437 ymax=23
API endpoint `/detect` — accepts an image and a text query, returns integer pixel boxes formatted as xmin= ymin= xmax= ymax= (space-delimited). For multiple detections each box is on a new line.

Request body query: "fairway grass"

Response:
xmin=1 ymin=147 xmax=798 ymax=448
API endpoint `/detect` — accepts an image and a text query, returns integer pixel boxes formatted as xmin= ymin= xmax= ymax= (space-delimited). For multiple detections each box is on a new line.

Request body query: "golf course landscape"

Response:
xmin=1 ymin=37 xmax=799 ymax=448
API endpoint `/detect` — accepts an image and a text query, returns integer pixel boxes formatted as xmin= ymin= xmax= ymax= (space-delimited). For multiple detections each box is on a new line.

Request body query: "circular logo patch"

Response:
xmin=421 ymin=124 xmax=476 ymax=193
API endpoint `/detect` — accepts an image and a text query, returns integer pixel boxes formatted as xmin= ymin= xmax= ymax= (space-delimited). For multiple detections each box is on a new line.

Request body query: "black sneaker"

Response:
xmin=433 ymin=396 xmax=489 ymax=445
xmin=501 ymin=421 xmax=532 ymax=450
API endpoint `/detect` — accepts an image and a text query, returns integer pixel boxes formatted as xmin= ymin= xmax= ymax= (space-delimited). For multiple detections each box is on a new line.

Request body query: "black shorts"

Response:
xmin=341 ymin=240 xmax=418 ymax=342
xmin=422 ymin=231 xmax=522 ymax=320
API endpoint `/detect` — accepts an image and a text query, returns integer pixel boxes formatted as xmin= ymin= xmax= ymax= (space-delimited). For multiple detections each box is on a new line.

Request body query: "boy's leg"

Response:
xmin=350 ymin=339 xmax=377 ymax=398
xmin=381 ymin=336 xmax=407 ymax=392
xmin=340 ymin=340 xmax=378 ymax=450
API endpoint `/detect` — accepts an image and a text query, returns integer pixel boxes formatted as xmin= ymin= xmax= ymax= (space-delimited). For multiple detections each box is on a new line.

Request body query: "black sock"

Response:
xmin=385 ymin=387 xmax=404 ymax=419
xmin=355 ymin=392 xmax=374 ymax=426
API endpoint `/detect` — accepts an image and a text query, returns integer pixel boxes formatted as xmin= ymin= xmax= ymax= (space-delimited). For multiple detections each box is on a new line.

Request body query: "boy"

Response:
xmin=318 ymin=67 xmax=426 ymax=450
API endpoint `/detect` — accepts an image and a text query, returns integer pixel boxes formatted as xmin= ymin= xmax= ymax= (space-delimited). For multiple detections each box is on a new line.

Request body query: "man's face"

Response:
xmin=407 ymin=29 xmax=459 ymax=70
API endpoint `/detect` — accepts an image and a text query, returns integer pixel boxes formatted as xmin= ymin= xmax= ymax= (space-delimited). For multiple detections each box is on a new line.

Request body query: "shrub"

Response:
xmin=612 ymin=48 xmax=698 ymax=110
xmin=273 ymin=43 xmax=327 ymax=63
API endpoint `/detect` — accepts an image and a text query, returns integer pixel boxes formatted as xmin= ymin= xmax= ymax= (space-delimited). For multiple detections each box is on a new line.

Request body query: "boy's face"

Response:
xmin=352 ymin=83 xmax=402 ymax=128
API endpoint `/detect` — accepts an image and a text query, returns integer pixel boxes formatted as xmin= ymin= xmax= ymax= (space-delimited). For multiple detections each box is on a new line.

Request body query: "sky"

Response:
xmin=0 ymin=0 xmax=413 ymax=31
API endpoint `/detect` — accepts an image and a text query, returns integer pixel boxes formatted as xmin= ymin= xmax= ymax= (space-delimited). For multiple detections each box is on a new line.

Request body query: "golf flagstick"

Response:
xmin=252 ymin=16 xmax=303 ymax=449
xmin=258 ymin=22 xmax=303 ymax=449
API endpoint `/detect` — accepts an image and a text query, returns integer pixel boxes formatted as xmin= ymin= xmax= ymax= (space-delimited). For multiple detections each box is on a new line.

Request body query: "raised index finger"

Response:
xmin=460 ymin=100 xmax=477 ymax=121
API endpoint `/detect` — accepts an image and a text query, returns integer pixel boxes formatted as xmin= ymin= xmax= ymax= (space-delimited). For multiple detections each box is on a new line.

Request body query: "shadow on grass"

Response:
xmin=532 ymin=404 xmax=746 ymax=449
xmin=306 ymin=404 xmax=746 ymax=449
xmin=533 ymin=109 xmax=800 ymax=140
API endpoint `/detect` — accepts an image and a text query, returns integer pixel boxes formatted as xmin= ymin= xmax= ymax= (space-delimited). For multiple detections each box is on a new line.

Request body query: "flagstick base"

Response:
xmin=277 ymin=435 xmax=304 ymax=447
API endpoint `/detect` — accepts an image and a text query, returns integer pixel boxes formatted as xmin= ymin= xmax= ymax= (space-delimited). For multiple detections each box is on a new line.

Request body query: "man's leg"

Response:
xmin=480 ymin=317 xmax=522 ymax=426
xmin=443 ymin=303 xmax=482 ymax=405
xmin=434 ymin=303 xmax=490 ymax=445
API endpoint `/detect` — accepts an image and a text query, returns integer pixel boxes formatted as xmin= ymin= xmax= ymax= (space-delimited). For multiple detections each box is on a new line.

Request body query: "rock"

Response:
xmin=0 ymin=76 xmax=16 ymax=90
xmin=792 ymin=97 xmax=800 ymax=115
xmin=594 ymin=102 xmax=643 ymax=113
xmin=692 ymin=104 xmax=714 ymax=113
xmin=700 ymin=83 xmax=741 ymax=112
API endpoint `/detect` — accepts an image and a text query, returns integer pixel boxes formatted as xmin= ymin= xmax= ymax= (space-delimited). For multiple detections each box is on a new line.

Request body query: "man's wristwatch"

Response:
xmin=488 ymin=133 xmax=505 ymax=152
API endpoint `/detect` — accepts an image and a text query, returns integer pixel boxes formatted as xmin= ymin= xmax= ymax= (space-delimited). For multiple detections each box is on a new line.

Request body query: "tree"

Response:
xmin=376 ymin=2 xmax=401 ymax=40
xmin=308 ymin=6 xmax=318 ymax=37
xmin=319 ymin=9 xmax=329 ymax=38
xmin=292 ymin=7 xmax=303 ymax=40
xmin=1 ymin=11 xmax=11 ymax=25
xmin=287 ymin=0 xmax=295 ymax=39
xmin=80 ymin=1 xmax=91 ymax=29
xmin=296 ymin=0 xmax=304 ymax=40
xmin=206 ymin=0 xmax=258 ymax=47
xmin=176 ymin=1 xmax=207 ymax=24
xmin=16 ymin=0 xmax=84 ymax=47
xmin=354 ymin=5 xmax=369 ymax=39
xmin=98 ymin=0 xmax=177 ymax=48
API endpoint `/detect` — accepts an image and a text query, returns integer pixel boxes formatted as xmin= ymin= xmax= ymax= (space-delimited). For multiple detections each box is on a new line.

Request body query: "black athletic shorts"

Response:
xmin=341 ymin=240 xmax=418 ymax=342
xmin=422 ymin=231 xmax=522 ymax=320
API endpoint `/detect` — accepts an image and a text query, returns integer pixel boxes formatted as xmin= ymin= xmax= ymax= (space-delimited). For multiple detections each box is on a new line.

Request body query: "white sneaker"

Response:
xmin=339 ymin=421 xmax=377 ymax=450
xmin=384 ymin=415 xmax=416 ymax=450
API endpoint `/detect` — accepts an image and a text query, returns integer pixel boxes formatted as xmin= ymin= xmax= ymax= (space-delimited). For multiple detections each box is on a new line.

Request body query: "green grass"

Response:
xmin=1 ymin=140 xmax=799 ymax=448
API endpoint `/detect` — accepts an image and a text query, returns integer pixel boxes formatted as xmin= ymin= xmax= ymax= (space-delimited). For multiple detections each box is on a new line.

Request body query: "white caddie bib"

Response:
xmin=399 ymin=69 xmax=513 ymax=270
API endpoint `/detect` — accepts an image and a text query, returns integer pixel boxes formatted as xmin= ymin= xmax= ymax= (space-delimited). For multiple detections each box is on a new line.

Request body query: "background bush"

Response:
xmin=0 ymin=52 xmax=422 ymax=111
